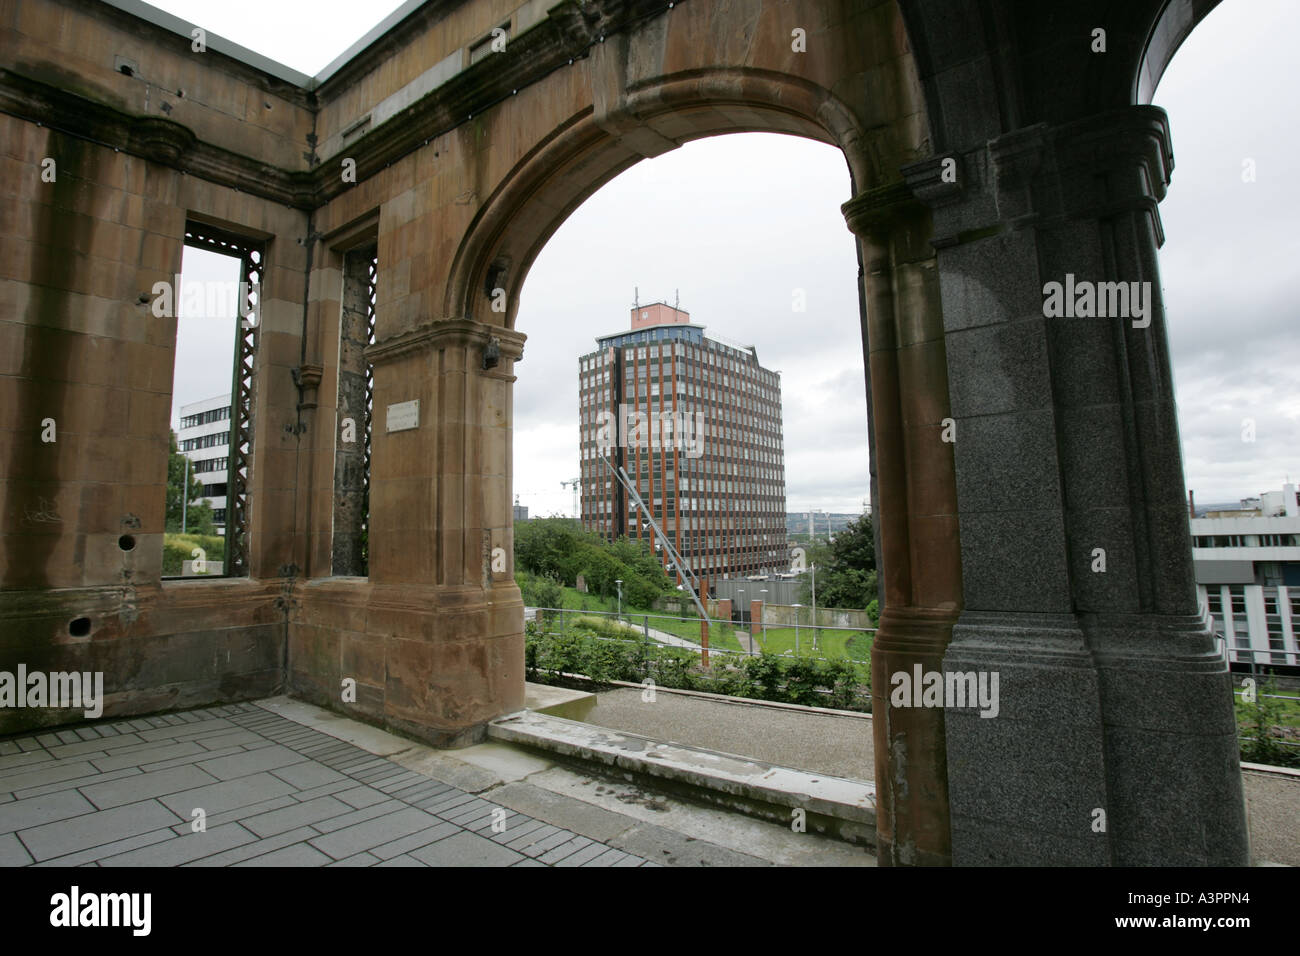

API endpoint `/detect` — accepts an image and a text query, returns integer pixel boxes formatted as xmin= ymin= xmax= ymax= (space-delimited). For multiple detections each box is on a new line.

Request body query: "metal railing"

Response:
xmin=1218 ymin=641 xmax=1300 ymax=757
xmin=526 ymin=605 xmax=875 ymax=667
xmin=525 ymin=605 xmax=875 ymax=711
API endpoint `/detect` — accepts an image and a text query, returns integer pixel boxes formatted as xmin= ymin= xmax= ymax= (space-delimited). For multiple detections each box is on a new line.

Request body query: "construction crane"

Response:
xmin=559 ymin=478 xmax=580 ymax=520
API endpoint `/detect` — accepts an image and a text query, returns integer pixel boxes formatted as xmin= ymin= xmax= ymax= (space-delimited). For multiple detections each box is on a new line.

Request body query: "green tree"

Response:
xmin=514 ymin=516 xmax=676 ymax=609
xmin=797 ymin=512 xmax=877 ymax=610
xmin=166 ymin=430 xmax=215 ymax=535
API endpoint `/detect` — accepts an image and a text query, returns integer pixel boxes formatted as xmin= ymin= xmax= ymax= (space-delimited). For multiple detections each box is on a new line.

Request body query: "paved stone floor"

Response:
xmin=0 ymin=702 xmax=655 ymax=867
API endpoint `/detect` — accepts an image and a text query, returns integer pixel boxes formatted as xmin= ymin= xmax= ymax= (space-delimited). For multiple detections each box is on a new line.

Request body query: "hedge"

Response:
xmin=525 ymin=619 xmax=870 ymax=712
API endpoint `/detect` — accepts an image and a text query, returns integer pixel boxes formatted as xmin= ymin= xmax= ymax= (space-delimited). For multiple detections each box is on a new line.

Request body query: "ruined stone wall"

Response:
xmin=0 ymin=0 xmax=934 ymax=752
xmin=0 ymin=0 xmax=313 ymax=731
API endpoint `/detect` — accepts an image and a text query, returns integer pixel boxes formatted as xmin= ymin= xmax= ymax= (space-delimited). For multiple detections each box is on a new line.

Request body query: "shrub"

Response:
xmin=522 ymin=623 xmax=872 ymax=711
xmin=162 ymin=533 xmax=226 ymax=576
xmin=1238 ymin=677 xmax=1300 ymax=769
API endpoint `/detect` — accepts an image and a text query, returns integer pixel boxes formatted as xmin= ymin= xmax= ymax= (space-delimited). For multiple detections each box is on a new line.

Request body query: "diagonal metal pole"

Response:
xmin=595 ymin=450 xmax=713 ymax=656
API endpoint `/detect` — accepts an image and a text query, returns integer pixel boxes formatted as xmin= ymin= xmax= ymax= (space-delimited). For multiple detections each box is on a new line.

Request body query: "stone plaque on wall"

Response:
xmin=386 ymin=400 xmax=419 ymax=433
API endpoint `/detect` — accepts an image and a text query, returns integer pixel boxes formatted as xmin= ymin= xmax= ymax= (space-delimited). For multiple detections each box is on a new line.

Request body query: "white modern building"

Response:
xmin=176 ymin=392 xmax=232 ymax=532
xmin=1194 ymin=483 xmax=1300 ymax=667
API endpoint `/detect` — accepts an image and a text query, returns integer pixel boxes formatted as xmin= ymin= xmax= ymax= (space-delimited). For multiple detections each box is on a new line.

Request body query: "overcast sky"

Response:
xmin=162 ymin=0 xmax=1298 ymax=517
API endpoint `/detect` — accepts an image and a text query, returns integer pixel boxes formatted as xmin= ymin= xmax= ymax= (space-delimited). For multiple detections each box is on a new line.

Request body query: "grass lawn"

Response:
xmin=750 ymin=625 xmax=873 ymax=662
xmin=572 ymin=609 xmax=746 ymax=654
xmin=535 ymin=586 xmax=875 ymax=661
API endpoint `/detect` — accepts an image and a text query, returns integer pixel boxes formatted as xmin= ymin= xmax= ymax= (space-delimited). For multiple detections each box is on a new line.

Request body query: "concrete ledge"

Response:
xmin=489 ymin=710 xmax=876 ymax=847
xmin=1241 ymin=761 xmax=1300 ymax=779
xmin=602 ymin=678 xmax=873 ymax=719
xmin=525 ymin=682 xmax=597 ymax=722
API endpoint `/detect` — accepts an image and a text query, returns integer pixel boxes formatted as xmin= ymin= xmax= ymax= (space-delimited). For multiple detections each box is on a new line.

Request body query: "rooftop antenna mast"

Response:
xmin=634 ymin=287 xmax=639 ymax=309
xmin=674 ymin=289 xmax=679 ymax=310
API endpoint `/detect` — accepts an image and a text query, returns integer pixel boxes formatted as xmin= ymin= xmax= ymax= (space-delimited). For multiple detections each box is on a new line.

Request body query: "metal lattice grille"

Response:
xmin=183 ymin=223 xmax=262 ymax=578
xmin=363 ymin=251 xmax=377 ymax=551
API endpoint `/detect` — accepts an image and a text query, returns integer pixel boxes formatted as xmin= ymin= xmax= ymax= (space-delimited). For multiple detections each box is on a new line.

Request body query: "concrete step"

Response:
xmin=489 ymin=709 xmax=876 ymax=848
xmin=524 ymin=682 xmax=597 ymax=722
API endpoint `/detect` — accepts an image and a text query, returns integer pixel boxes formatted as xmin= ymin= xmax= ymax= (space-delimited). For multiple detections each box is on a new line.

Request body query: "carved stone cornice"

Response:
xmin=366 ymin=317 xmax=526 ymax=367
xmin=895 ymin=106 xmax=1176 ymax=249
xmin=0 ymin=68 xmax=313 ymax=207
xmin=901 ymin=153 xmax=964 ymax=208
xmin=128 ymin=116 xmax=197 ymax=166
xmin=0 ymin=0 xmax=670 ymax=212
xmin=840 ymin=180 xmax=920 ymax=239
xmin=1049 ymin=105 xmax=1173 ymax=244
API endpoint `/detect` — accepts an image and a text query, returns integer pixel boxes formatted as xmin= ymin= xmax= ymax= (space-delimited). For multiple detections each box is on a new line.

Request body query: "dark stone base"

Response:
xmin=944 ymin=610 xmax=1250 ymax=865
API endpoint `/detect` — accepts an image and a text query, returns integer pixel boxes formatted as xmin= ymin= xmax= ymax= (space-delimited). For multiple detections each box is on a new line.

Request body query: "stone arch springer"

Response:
xmin=444 ymin=67 xmax=883 ymax=331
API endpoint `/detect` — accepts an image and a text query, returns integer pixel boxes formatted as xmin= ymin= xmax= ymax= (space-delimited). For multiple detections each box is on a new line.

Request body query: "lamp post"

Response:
xmin=181 ymin=454 xmax=190 ymax=534
xmin=615 ymin=579 xmax=623 ymax=625
xmin=736 ymin=589 xmax=745 ymax=655
xmin=811 ymin=563 xmax=819 ymax=651
xmin=792 ymin=603 xmax=802 ymax=657
xmin=759 ymin=588 xmax=768 ymax=653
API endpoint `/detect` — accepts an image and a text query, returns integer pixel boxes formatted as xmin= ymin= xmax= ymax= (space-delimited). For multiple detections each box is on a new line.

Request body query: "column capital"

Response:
xmin=921 ymin=105 xmax=1175 ymax=247
xmin=841 ymin=180 xmax=923 ymax=239
xmin=366 ymin=317 xmax=526 ymax=368
xmin=1047 ymin=105 xmax=1173 ymax=243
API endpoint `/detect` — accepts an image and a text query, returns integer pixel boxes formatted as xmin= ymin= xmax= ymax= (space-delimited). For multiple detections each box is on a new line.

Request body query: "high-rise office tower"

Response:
xmin=577 ymin=301 xmax=788 ymax=597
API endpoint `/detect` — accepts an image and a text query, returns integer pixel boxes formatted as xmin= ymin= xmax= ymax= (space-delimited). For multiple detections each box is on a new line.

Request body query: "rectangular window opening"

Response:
xmin=163 ymin=223 xmax=263 ymax=579
xmin=332 ymin=243 xmax=378 ymax=576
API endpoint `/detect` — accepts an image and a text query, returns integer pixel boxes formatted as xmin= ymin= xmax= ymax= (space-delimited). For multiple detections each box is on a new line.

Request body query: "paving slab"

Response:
xmin=309 ymin=807 xmax=447 ymax=860
xmin=81 ymin=765 xmax=219 ymax=810
xmin=33 ymin=828 xmax=178 ymax=867
xmin=98 ymin=822 xmax=257 ymax=867
xmin=19 ymin=799 xmax=183 ymax=862
xmin=168 ymin=795 xmax=301 ymax=835
xmin=158 ymin=772 xmax=299 ymax=817
xmin=241 ymin=796 xmax=356 ymax=838
xmin=0 ymin=751 xmax=52 ymax=773
xmin=368 ymin=822 xmax=461 ymax=860
xmin=269 ymin=762 xmax=348 ymax=790
xmin=0 ymin=831 xmax=33 ymax=866
xmin=94 ymin=736 xmax=207 ymax=760
xmin=409 ymin=830 xmax=525 ymax=867
xmin=486 ymin=781 xmax=633 ymax=844
xmin=236 ymin=843 xmax=334 ymax=867
xmin=195 ymin=744 xmax=310 ymax=781
xmin=184 ymin=826 xmax=321 ymax=867
xmin=0 ymin=788 xmax=97 ymax=833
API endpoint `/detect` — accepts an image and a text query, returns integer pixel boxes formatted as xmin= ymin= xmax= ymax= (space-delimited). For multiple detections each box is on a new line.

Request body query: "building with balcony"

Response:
xmin=577 ymin=301 xmax=788 ymax=597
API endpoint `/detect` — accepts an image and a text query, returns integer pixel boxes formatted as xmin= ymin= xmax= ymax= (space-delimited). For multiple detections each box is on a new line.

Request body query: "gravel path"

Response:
xmin=582 ymin=686 xmax=875 ymax=781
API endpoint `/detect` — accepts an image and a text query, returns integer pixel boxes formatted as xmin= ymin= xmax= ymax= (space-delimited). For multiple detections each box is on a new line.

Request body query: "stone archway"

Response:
xmin=2 ymin=0 xmax=1252 ymax=867
xmin=335 ymin=0 xmax=964 ymax=866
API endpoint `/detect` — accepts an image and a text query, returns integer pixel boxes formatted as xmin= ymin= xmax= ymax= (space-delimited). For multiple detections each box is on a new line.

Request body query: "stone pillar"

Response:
xmin=929 ymin=106 xmax=1249 ymax=865
xmin=363 ymin=317 xmax=526 ymax=747
xmin=843 ymin=183 xmax=963 ymax=867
